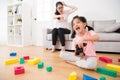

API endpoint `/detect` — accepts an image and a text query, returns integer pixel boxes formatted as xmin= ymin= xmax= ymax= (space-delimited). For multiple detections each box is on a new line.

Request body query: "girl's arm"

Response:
xmin=84 ymin=34 xmax=99 ymax=41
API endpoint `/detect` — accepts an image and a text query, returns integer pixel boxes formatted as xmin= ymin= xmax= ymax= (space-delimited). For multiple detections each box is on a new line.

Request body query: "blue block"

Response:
xmin=83 ymin=74 xmax=97 ymax=80
xmin=10 ymin=52 xmax=17 ymax=56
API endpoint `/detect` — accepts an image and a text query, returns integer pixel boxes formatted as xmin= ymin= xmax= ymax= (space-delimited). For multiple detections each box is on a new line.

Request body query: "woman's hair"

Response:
xmin=71 ymin=15 xmax=94 ymax=38
xmin=55 ymin=1 xmax=63 ymax=20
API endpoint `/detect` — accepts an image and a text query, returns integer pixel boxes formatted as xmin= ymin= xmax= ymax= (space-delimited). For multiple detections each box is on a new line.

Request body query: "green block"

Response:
xmin=20 ymin=58 xmax=25 ymax=64
xmin=46 ymin=66 xmax=52 ymax=72
xmin=38 ymin=62 xmax=44 ymax=69
xmin=96 ymin=67 xmax=117 ymax=77
xmin=100 ymin=76 xmax=106 ymax=80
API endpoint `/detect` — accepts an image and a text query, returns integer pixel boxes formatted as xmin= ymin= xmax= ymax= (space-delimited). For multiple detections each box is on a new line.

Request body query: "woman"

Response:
xmin=60 ymin=16 xmax=99 ymax=69
xmin=52 ymin=1 xmax=77 ymax=52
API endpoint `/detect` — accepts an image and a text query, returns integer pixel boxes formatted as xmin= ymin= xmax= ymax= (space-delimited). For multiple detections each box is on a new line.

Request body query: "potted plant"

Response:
xmin=8 ymin=9 xmax=13 ymax=15
xmin=17 ymin=18 xmax=22 ymax=24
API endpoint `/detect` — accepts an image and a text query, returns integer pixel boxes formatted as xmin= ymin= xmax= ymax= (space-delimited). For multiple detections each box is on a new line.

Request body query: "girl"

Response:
xmin=51 ymin=1 xmax=77 ymax=52
xmin=60 ymin=16 xmax=99 ymax=69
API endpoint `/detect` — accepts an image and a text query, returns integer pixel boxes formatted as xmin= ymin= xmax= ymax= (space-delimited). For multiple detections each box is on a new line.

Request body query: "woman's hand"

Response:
xmin=62 ymin=1 xmax=67 ymax=6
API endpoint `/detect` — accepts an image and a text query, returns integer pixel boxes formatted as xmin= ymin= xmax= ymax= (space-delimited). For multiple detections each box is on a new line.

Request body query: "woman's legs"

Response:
xmin=52 ymin=28 xmax=58 ymax=51
xmin=58 ymin=28 xmax=71 ymax=51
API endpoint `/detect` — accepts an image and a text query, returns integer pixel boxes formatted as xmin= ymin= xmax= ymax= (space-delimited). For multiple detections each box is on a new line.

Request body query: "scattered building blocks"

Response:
xmin=99 ymin=56 xmax=112 ymax=63
xmin=118 ymin=58 xmax=120 ymax=62
xmin=23 ymin=56 xmax=30 ymax=60
xmin=46 ymin=66 xmax=52 ymax=72
xmin=14 ymin=66 xmax=25 ymax=75
xmin=83 ymin=74 xmax=97 ymax=80
xmin=100 ymin=76 xmax=106 ymax=80
xmin=4 ymin=58 xmax=19 ymax=65
xmin=106 ymin=64 xmax=120 ymax=72
xmin=38 ymin=62 xmax=44 ymax=69
xmin=10 ymin=52 xmax=17 ymax=56
xmin=20 ymin=58 xmax=25 ymax=64
xmin=69 ymin=71 xmax=77 ymax=80
xmin=96 ymin=67 xmax=117 ymax=77
xmin=28 ymin=58 xmax=40 ymax=65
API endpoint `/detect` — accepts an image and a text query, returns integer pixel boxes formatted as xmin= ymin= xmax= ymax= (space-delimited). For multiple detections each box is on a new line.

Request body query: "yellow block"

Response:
xmin=69 ymin=71 xmax=77 ymax=80
xmin=106 ymin=64 xmax=120 ymax=72
xmin=4 ymin=58 xmax=19 ymax=65
xmin=28 ymin=58 xmax=40 ymax=65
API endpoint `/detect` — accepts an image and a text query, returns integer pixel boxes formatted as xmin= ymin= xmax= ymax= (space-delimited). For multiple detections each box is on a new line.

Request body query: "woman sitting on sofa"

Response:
xmin=51 ymin=1 xmax=77 ymax=52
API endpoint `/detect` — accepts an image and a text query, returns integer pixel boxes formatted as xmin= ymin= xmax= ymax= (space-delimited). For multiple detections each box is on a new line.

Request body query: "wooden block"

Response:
xmin=99 ymin=56 xmax=112 ymax=63
xmin=106 ymin=64 xmax=120 ymax=72
xmin=10 ymin=52 xmax=17 ymax=56
xmin=23 ymin=56 xmax=29 ymax=60
xmin=4 ymin=58 xmax=19 ymax=65
xmin=14 ymin=66 xmax=25 ymax=75
xmin=28 ymin=58 xmax=40 ymax=65
xmin=38 ymin=62 xmax=44 ymax=69
xmin=96 ymin=67 xmax=117 ymax=77
xmin=118 ymin=58 xmax=120 ymax=62
xmin=83 ymin=74 xmax=97 ymax=80
xmin=69 ymin=71 xmax=77 ymax=80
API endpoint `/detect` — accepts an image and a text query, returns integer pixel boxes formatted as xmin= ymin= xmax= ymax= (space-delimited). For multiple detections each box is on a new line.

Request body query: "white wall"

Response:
xmin=0 ymin=0 xmax=120 ymax=46
xmin=62 ymin=0 xmax=120 ymax=22
xmin=0 ymin=0 xmax=11 ymax=45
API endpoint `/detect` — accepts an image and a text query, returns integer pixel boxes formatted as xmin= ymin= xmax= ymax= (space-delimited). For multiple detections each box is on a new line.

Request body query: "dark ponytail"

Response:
xmin=55 ymin=1 xmax=63 ymax=20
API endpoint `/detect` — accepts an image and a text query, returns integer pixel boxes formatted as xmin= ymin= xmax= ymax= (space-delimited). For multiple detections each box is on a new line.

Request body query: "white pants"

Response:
xmin=60 ymin=51 xmax=97 ymax=69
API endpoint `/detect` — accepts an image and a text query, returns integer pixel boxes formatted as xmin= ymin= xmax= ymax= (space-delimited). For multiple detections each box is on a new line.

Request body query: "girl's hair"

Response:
xmin=71 ymin=15 xmax=94 ymax=38
xmin=54 ymin=1 xmax=63 ymax=20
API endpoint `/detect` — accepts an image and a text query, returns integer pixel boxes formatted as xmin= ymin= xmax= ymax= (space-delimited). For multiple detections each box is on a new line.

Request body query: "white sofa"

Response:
xmin=44 ymin=20 xmax=120 ymax=53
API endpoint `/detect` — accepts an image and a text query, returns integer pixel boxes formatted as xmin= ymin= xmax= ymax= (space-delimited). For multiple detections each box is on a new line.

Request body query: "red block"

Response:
xmin=99 ymin=56 xmax=112 ymax=63
xmin=14 ymin=66 xmax=25 ymax=75
xmin=118 ymin=58 xmax=120 ymax=62
xmin=23 ymin=56 xmax=29 ymax=60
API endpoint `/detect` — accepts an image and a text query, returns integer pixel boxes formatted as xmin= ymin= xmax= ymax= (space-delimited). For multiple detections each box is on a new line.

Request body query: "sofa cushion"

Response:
xmin=103 ymin=23 xmax=120 ymax=32
xmin=98 ymin=33 xmax=120 ymax=41
xmin=87 ymin=21 xmax=94 ymax=28
xmin=94 ymin=20 xmax=116 ymax=32
xmin=47 ymin=34 xmax=70 ymax=41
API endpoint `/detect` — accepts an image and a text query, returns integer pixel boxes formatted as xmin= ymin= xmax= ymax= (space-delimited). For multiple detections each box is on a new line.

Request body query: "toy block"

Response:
xmin=99 ymin=56 xmax=112 ymax=63
xmin=69 ymin=71 xmax=77 ymax=80
xmin=28 ymin=58 xmax=40 ymax=65
xmin=4 ymin=58 xmax=19 ymax=65
xmin=118 ymin=58 xmax=120 ymax=62
xmin=20 ymin=58 xmax=25 ymax=64
xmin=38 ymin=62 xmax=44 ymax=69
xmin=46 ymin=66 xmax=52 ymax=72
xmin=14 ymin=66 xmax=25 ymax=75
xmin=10 ymin=52 xmax=17 ymax=56
xmin=83 ymin=74 xmax=97 ymax=80
xmin=100 ymin=76 xmax=106 ymax=80
xmin=106 ymin=64 xmax=120 ymax=72
xmin=96 ymin=67 xmax=117 ymax=77
xmin=23 ymin=56 xmax=29 ymax=60
xmin=44 ymin=48 xmax=48 ymax=51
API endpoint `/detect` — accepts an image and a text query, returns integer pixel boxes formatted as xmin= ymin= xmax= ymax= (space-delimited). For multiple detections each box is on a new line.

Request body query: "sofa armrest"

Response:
xmin=47 ymin=28 xmax=52 ymax=34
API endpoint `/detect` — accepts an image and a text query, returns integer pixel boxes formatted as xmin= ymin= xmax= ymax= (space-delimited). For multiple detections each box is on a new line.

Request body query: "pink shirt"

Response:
xmin=72 ymin=30 xmax=97 ymax=57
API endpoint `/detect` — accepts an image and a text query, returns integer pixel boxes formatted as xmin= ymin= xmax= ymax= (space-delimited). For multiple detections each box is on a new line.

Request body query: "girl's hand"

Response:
xmin=77 ymin=38 xmax=84 ymax=48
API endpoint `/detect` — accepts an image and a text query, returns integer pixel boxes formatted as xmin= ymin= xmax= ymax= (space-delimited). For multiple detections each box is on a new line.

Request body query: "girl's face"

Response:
xmin=57 ymin=4 xmax=63 ymax=13
xmin=72 ymin=18 xmax=86 ymax=34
